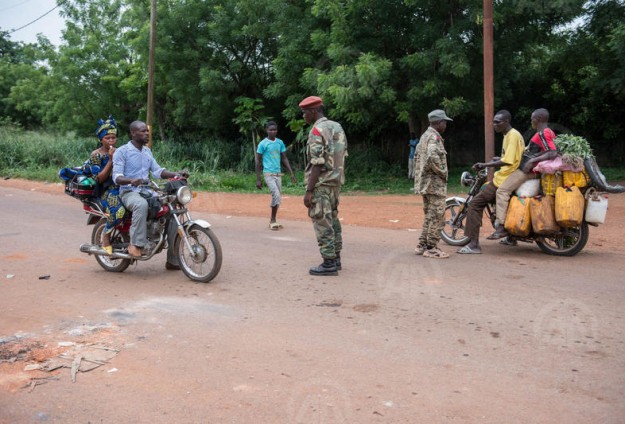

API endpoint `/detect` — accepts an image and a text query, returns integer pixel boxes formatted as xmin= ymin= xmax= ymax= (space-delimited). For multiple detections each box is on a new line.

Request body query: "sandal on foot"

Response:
xmin=457 ymin=245 xmax=481 ymax=254
xmin=127 ymin=245 xmax=143 ymax=258
xmin=423 ymin=247 xmax=450 ymax=259
xmin=101 ymin=245 xmax=113 ymax=255
xmin=269 ymin=222 xmax=281 ymax=231
xmin=487 ymin=229 xmax=508 ymax=240
xmin=499 ymin=237 xmax=517 ymax=246
xmin=414 ymin=244 xmax=427 ymax=255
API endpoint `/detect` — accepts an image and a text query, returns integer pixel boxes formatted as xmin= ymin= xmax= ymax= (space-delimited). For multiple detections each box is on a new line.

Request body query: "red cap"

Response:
xmin=298 ymin=96 xmax=323 ymax=109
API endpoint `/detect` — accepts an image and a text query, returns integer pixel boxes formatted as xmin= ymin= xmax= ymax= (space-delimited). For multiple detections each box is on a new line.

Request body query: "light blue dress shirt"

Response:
xmin=113 ymin=141 xmax=165 ymax=195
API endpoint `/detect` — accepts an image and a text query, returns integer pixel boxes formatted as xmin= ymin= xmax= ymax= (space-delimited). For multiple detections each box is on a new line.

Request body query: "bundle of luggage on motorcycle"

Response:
xmin=443 ymin=156 xmax=623 ymax=256
xmin=59 ymin=165 xmax=222 ymax=282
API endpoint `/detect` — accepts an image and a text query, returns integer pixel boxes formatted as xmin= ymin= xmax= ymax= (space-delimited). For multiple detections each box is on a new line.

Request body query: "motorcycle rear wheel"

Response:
xmin=176 ymin=225 xmax=222 ymax=283
xmin=92 ymin=219 xmax=132 ymax=272
xmin=535 ymin=221 xmax=589 ymax=256
xmin=441 ymin=199 xmax=470 ymax=246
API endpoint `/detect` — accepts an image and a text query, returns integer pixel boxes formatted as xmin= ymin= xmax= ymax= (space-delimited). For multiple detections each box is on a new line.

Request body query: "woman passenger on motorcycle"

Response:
xmin=89 ymin=116 xmax=126 ymax=254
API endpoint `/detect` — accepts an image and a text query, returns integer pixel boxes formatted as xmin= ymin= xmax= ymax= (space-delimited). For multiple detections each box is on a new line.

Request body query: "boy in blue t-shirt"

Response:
xmin=255 ymin=121 xmax=297 ymax=230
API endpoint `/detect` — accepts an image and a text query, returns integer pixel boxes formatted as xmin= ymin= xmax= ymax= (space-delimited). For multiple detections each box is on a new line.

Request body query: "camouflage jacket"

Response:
xmin=413 ymin=126 xmax=448 ymax=196
xmin=305 ymin=117 xmax=348 ymax=187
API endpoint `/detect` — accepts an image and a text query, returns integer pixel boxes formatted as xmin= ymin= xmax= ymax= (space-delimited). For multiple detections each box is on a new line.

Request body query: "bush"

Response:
xmin=2 ymin=128 xmax=620 ymax=194
xmin=0 ymin=127 xmax=94 ymax=172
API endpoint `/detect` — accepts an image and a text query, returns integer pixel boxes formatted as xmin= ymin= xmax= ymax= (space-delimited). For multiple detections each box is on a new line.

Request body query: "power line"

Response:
xmin=0 ymin=0 xmax=37 ymax=14
xmin=7 ymin=2 xmax=61 ymax=35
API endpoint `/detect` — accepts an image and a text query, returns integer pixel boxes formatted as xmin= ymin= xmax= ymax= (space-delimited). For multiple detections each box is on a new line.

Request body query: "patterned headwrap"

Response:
xmin=96 ymin=116 xmax=118 ymax=140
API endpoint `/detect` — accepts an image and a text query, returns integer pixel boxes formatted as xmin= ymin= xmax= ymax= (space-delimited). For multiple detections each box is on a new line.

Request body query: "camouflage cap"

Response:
xmin=428 ymin=109 xmax=453 ymax=122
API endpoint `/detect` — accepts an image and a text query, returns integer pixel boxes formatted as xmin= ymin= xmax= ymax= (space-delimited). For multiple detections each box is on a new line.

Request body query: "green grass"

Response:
xmin=1 ymin=127 xmax=623 ymax=196
xmin=601 ymin=167 xmax=625 ymax=182
xmin=0 ymin=164 xmax=464 ymax=196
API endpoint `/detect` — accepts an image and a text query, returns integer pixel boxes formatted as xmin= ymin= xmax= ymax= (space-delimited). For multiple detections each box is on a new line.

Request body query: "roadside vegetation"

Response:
xmin=2 ymin=128 xmax=624 ymax=196
xmin=2 ymin=1 xmax=625 ymax=166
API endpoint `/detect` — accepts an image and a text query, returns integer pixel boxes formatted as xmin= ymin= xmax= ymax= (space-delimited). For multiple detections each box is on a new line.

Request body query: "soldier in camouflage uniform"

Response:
xmin=299 ymin=96 xmax=348 ymax=276
xmin=413 ymin=109 xmax=453 ymax=259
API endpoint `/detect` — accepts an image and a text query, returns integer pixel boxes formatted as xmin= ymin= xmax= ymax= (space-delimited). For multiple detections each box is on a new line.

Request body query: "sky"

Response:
xmin=0 ymin=0 xmax=65 ymax=46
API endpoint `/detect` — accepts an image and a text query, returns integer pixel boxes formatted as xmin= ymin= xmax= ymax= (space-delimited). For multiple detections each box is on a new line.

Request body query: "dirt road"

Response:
xmin=1 ymin=179 xmax=625 ymax=423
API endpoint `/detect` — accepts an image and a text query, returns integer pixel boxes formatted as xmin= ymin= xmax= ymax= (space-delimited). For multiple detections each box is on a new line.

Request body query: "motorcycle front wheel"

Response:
xmin=92 ymin=219 xmax=132 ymax=272
xmin=176 ymin=225 xmax=223 ymax=283
xmin=441 ymin=199 xmax=470 ymax=246
xmin=535 ymin=221 xmax=589 ymax=256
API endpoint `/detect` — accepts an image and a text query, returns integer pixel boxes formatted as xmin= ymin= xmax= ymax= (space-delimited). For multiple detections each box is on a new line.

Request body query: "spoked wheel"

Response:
xmin=176 ymin=225 xmax=222 ymax=283
xmin=535 ymin=222 xmax=589 ymax=256
xmin=92 ymin=219 xmax=132 ymax=272
xmin=441 ymin=199 xmax=470 ymax=246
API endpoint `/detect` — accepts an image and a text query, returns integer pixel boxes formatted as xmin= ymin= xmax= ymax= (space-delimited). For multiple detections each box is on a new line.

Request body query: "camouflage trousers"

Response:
xmin=419 ymin=194 xmax=446 ymax=248
xmin=308 ymin=186 xmax=342 ymax=259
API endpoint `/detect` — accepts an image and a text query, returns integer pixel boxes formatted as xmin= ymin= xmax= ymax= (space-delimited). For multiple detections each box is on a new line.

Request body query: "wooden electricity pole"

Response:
xmin=147 ymin=0 xmax=157 ymax=148
xmin=483 ymin=0 xmax=494 ymax=165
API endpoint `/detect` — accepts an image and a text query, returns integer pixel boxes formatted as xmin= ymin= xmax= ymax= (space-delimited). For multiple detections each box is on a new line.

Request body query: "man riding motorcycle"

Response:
xmin=112 ymin=120 xmax=188 ymax=269
xmin=457 ymin=110 xmax=524 ymax=254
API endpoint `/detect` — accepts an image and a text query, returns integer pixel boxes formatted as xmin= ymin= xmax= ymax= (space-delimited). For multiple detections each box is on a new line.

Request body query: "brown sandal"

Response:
xmin=423 ymin=247 xmax=450 ymax=259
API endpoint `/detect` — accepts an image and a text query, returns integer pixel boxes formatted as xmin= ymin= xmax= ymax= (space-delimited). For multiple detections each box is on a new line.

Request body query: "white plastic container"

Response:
xmin=585 ymin=191 xmax=608 ymax=224
xmin=515 ymin=178 xmax=541 ymax=198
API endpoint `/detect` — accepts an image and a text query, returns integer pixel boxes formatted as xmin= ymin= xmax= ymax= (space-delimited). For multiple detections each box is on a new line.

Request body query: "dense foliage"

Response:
xmin=1 ymin=0 xmax=624 ymax=166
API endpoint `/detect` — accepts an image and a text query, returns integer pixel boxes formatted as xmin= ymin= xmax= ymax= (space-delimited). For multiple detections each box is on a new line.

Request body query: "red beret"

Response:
xmin=298 ymin=96 xmax=323 ymax=109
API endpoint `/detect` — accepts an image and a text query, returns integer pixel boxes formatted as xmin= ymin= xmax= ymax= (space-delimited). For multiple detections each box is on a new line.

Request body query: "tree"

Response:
xmin=126 ymin=0 xmax=288 ymax=140
xmin=538 ymin=0 xmax=625 ymax=163
xmin=46 ymin=0 xmax=139 ymax=134
xmin=2 ymin=0 xmax=622 ymax=164
xmin=232 ymin=96 xmax=268 ymax=167
xmin=0 ymin=32 xmax=50 ymax=128
xmin=273 ymin=0 xmax=487 ymax=150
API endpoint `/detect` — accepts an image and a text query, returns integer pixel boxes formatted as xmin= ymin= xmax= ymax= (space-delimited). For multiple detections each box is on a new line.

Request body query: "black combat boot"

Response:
xmin=309 ymin=258 xmax=338 ymax=276
xmin=335 ymin=253 xmax=342 ymax=271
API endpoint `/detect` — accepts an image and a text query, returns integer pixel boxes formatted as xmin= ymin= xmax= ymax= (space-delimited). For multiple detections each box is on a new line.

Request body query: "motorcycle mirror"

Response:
xmin=460 ymin=171 xmax=475 ymax=187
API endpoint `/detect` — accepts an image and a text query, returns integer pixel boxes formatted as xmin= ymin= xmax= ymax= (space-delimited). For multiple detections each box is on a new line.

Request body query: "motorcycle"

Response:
xmin=60 ymin=167 xmax=222 ymax=282
xmin=441 ymin=157 xmax=623 ymax=256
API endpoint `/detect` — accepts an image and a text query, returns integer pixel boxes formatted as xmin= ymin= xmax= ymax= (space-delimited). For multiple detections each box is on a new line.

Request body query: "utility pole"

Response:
xmin=483 ymin=0 xmax=494 ymax=166
xmin=147 ymin=0 xmax=157 ymax=148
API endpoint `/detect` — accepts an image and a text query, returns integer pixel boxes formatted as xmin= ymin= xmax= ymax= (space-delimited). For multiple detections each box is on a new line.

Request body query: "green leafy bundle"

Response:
xmin=554 ymin=134 xmax=594 ymax=169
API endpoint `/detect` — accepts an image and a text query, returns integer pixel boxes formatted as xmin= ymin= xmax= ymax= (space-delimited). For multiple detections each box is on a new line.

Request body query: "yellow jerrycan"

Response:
xmin=555 ymin=186 xmax=584 ymax=227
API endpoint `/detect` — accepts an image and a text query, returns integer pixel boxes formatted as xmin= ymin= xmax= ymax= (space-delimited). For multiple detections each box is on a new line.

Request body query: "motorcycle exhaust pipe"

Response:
xmin=80 ymin=243 xmax=109 ymax=256
xmin=79 ymin=243 xmax=143 ymax=260
xmin=110 ymin=252 xmax=135 ymax=260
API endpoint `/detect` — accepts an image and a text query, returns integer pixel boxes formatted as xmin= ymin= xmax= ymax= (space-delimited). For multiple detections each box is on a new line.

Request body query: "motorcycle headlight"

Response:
xmin=176 ymin=186 xmax=193 ymax=205
xmin=460 ymin=171 xmax=475 ymax=187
